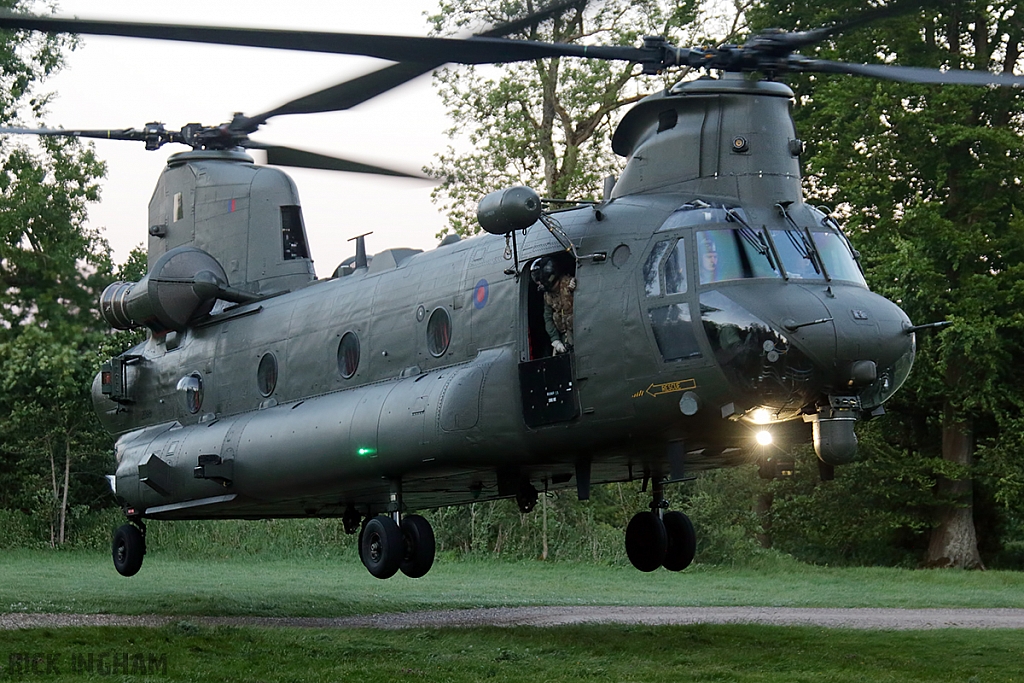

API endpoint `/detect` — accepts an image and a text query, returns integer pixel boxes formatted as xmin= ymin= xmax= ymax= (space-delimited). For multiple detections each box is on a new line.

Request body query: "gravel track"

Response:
xmin=4 ymin=607 xmax=1024 ymax=630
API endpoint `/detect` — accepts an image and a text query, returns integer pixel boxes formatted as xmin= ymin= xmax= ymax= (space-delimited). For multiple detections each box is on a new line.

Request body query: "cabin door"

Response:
xmin=518 ymin=254 xmax=580 ymax=428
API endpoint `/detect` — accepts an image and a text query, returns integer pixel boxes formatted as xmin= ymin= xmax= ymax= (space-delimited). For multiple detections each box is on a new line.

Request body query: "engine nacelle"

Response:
xmin=476 ymin=186 xmax=542 ymax=235
xmin=99 ymin=246 xmax=228 ymax=332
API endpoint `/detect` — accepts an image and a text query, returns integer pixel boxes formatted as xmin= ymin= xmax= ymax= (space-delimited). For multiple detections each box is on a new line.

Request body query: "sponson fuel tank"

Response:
xmin=111 ymin=348 xmax=521 ymax=516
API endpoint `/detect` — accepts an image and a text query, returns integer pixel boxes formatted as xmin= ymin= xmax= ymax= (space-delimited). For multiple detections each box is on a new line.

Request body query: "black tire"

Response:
xmin=112 ymin=524 xmax=145 ymax=577
xmin=360 ymin=516 xmax=403 ymax=579
xmin=400 ymin=514 xmax=436 ymax=579
xmin=662 ymin=510 xmax=696 ymax=571
xmin=624 ymin=511 xmax=667 ymax=572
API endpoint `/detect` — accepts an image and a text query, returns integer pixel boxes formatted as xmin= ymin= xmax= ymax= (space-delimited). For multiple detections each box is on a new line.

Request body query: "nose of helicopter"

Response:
xmin=810 ymin=284 xmax=915 ymax=407
xmin=701 ymin=282 xmax=915 ymax=417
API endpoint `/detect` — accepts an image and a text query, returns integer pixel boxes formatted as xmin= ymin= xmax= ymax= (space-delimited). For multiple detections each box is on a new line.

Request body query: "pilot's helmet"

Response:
xmin=530 ymin=257 xmax=560 ymax=292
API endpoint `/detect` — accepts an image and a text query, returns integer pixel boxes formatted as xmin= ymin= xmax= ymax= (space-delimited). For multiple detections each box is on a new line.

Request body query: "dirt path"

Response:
xmin=4 ymin=606 xmax=1024 ymax=630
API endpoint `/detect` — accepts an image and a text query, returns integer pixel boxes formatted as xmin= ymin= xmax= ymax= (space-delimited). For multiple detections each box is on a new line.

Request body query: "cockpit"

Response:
xmin=640 ymin=200 xmax=910 ymax=423
xmin=655 ymin=202 xmax=867 ymax=287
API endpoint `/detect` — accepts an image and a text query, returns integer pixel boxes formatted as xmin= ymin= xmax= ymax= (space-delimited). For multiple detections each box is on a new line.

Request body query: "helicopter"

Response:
xmin=0 ymin=4 xmax=1012 ymax=580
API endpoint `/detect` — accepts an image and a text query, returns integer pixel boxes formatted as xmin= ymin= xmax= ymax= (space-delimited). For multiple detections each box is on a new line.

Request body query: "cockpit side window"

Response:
xmin=643 ymin=240 xmax=672 ymax=297
xmin=665 ymin=240 xmax=688 ymax=295
xmin=642 ymin=236 xmax=700 ymax=362
xmin=643 ymin=238 xmax=688 ymax=297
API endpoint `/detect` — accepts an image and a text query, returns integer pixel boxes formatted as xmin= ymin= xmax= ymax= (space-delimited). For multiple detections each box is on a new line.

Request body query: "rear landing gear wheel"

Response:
xmin=625 ymin=511 xmax=667 ymax=572
xmin=360 ymin=516 xmax=403 ymax=579
xmin=662 ymin=510 xmax=696 ymax=571
xmin=399 ymin=514 xmax=436 ymax=579
xmin=112 ymin=523 xmax=145 ymax=577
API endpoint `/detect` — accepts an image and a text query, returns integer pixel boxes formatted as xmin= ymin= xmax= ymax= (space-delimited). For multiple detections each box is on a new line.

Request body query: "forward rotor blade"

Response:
xmin=245 ymin=142 xmax=425 ymax=178
xmin=0 ymin=10 xmax=645 ymax=65
xmin=752 ymin=0 xmax=927 ymax=55
xmin=796 ymin=57 xmax=1024 ymax=86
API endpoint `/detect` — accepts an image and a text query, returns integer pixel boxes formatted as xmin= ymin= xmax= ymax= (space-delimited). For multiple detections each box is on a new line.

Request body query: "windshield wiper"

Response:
xmin=725 ymin=208 xmax=777 ymax=271
xmin=777 ymin=202 xmax=830 ymax=281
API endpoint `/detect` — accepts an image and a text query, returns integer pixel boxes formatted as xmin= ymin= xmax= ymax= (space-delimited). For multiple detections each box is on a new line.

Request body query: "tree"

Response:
xmin=0 ymin=0 xmax=118 ymax=546
xmin=427 ymin=0 xmax=724 ymax=236
xmin=746 ymin=0 xmax=1024 ymax=568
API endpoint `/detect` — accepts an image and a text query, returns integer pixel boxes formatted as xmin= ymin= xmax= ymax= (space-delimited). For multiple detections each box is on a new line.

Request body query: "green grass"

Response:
xmin=3 ymin=549 xmax=1024 ymax=617
xmin=2 ymin=623 xmax=1022 ymax=682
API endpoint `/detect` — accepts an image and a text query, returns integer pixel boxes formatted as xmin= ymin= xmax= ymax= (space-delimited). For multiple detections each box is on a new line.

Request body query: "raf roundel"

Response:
xmin=473 ymin=279 xmax=489 ymax=310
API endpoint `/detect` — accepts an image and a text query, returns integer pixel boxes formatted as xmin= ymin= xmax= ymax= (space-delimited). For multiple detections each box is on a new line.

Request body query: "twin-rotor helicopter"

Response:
xmin=0 ymin=3 xmax=1010 ymax=579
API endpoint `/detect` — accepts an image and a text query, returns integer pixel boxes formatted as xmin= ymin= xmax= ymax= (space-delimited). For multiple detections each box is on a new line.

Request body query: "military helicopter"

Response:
xmin=0 ymin=4 xmax=1012 ymax=580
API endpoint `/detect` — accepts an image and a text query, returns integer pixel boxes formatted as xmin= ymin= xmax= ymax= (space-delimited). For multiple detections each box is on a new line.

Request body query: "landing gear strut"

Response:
xmin=624 ymin=477 xmax=696 ymax=573
xmin=112 ymin=518 xmax=146 ymax=577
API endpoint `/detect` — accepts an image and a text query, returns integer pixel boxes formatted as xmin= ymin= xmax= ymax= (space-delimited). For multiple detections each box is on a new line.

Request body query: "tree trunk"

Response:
xmin=58 ymin=441 xmax=71 ymax=546
xmin=754 ymin=490 xmax=773 ymax=549
xmin=541 ymin=490 xmax=549 ymax=560
xmin=924 ymin=399 xmax=984 ymax=569
xmin=48 ymin=444 xmax=58 ymax=549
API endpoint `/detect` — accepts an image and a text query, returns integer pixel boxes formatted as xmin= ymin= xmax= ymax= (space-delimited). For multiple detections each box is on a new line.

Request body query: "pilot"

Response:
xmin=698 ymin=235 xmax=719 ymax=284
xmin=530 ymin=256 xmax=575 ymax=354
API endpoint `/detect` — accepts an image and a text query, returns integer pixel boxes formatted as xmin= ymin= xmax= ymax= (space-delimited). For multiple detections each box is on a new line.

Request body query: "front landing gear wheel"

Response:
xmin=112 ymin=524 xmax=145 ymax=577
xmin=625 ymin=511 xmax=667 ymax=572
xmin=360 ymin=516 xmax=403 ymax=579
xmin=662 ymin=511 xmax=696 ymax=571
xmin=400 ymin=514 xmax=436 ymax=579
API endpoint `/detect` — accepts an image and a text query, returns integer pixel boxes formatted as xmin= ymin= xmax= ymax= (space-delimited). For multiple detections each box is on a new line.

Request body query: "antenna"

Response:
xmin=348 ymin=231 xmax=373 ymax=270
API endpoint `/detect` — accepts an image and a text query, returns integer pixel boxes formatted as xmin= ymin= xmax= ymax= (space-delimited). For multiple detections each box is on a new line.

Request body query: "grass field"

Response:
xmin=3 ymin=549 xmax=1024 ymax=617
xmin=3 ymin=551 xmax=1024 ymax=681
xmin=2 ymin=622 xmax=1022 ymax=682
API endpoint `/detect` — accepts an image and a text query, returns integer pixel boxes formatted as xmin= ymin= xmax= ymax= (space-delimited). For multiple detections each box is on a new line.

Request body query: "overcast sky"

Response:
xmin=40 ymin=0 xmax=456 ymax=277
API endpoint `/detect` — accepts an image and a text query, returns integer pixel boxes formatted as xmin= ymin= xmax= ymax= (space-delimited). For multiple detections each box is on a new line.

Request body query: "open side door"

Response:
xmin=518 ymin=254 xmax=580 ymax=428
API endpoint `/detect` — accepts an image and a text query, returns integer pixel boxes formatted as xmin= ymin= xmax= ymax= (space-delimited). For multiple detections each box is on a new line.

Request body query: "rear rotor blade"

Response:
xmin=237 ymin=62 xmax=438 ymax=131
xmin=245 ymin=142 xmax=425 ymax=178
xmin=235 ymin=0 xmax=589 ymax=131
xmin=0 ymin=125 xmax=150 ymax=141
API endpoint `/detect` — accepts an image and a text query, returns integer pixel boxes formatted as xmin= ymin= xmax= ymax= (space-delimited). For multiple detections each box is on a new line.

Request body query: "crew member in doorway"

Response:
xmin=530 ymin=256 xmax=575 ymax=354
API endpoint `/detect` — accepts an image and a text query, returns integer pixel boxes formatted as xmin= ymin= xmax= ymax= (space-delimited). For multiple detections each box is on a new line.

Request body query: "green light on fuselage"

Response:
xmin=356 ymin=447 xmax=376 ymax=457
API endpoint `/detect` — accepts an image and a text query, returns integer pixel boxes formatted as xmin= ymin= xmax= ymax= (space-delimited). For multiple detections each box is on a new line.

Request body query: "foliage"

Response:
xmin=678 ymin=467 xmax=776 ymax=567
xmin=745 ymin=0 xmax=1024 ymax=567
xmin=0 ymin=0 xmax=126 ymax=548
xmin=427 ymin=0 xmax=723 ymax=236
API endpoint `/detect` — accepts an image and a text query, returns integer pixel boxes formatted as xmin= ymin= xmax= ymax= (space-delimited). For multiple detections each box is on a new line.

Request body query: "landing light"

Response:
xmin=751 ymin=408 xmax=773 ymax=424
xmin=755 ymin=431 xmax=773 ymax=447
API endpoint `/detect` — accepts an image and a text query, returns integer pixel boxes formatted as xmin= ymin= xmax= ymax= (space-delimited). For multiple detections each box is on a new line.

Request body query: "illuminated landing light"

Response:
xmin=755 ymin=430 xmax=773 ymax=447
xmin=750 ymin=408 xmax=773 ymax=424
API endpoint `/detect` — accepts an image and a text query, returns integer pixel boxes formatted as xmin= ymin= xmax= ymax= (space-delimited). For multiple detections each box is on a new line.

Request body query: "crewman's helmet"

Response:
xmin=530 ymin=257 xmax=560 ymax=292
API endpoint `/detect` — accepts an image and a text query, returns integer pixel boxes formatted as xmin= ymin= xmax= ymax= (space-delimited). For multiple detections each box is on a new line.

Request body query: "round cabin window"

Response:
xmin=257 ymin=352 xmax=278 ymax=397
xmin=338 ymin=331 xmax=360 ymax=379
xmin=176 ymin=372 xmax=203 ymax=414
xmin=426 ymin=307 xmax=452 ymax=357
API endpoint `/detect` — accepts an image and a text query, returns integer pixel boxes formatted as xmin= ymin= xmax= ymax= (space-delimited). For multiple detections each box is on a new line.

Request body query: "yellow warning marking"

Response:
xmin=643 ymin=379 xmax=697 ymax=397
